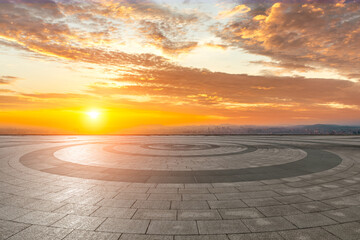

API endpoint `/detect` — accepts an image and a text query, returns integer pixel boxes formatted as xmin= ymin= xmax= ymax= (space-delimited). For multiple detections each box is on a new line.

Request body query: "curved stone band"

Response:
xmin=19 ymin=143 xmax=342 ymax=183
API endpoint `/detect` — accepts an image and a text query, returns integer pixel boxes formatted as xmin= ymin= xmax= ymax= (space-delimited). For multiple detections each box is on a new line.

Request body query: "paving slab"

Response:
xmin=1 ymin=135 xmax=359 ymax=239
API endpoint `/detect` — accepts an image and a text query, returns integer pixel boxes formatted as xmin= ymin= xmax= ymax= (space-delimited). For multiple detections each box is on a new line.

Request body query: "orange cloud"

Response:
xmin=216 ymin=1 xmax=360 ymax=78
xmin=218 ymin=4 xmax=251 ymax=19
xmin=0 ymin=76 xmax=19 ymax=84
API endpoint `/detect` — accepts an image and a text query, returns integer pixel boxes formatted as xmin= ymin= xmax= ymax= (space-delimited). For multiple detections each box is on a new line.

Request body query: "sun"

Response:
xmin=87 ymin=110 xmax=100 ymax=119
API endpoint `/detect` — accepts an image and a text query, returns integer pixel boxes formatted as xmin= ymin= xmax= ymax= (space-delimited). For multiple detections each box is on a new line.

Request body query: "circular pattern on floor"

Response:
xmin=19 ymin=139 xmax=342 ymax=183
xmin=1 ymin=135 xmax=360 ymax=239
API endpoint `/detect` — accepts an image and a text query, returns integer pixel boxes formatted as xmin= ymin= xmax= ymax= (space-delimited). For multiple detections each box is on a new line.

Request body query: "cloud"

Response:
xmin=0 ymin=0 xmax=205 ymax=65
xmin=218 ymin=4 xmax=251 ymax=19
xmin=83 ymin=64 xmax=360 ymax=124
xmin=215 ymin=1 xmax=360 ymax=78
xmin=139 ymin=20 xmax=198 ymax=54
xmin=88 ymin=63 xmax=360 ymax=112
xmin=58 ymin=0 xmax=205 ymax=55
xmin=0 ymin=76 xmax=19 ymax=84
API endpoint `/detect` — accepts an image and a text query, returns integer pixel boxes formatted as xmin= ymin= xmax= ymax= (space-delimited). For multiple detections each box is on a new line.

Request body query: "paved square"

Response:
xmin=0 ymin=135 xmax=360 ymax=239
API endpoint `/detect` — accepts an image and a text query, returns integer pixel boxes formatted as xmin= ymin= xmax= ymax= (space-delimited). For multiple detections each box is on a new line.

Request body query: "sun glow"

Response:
xmin=87 ymin=110 xmax=101 ymax=119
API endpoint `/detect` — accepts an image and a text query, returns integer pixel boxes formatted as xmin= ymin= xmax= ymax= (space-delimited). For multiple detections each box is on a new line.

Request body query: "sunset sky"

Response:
xmin=1 ymin=0 xmax=360 ymax=134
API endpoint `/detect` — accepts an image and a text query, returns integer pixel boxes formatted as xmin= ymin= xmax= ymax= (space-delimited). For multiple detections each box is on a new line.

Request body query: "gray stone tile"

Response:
xmin=24 ymin=200 xmax=65 ymax=212
xmin=97 ymin=218 xmax=150 ymax=233
xmin=257 ymin=205 xmax=302 ymax=217
xmin=91 ymin=207 xmax=136 ymax=219
xmin=133 ymin=200 xmax=171 ymax=210
xmin=246 ymin=191 xmax=280 ymax=198
xmin=242 ymin=198 xmax=281 ymax=207
xmin=275 ymin=195 xmax=312 ymax=204
xmin=52 ymin=215 xmax=105 ymax=230
xmin=64 ymin=195 xmax=104 ymax=205
xmin=175 ymin=235 xmax=228 ymax=240
xmin=208 ymin=187 xmax=239 ymax=193
xmin=96 ymin=199 xmax=135 ymax=208
xmin=0 ymin=196 xmax=37 ymax=208
xmin=292 ymin=201 xmax=334 ymax=213
xmin=243 ymin=217 xmax=296 ymax=232
xmin=198 ymin=220 xmax=250 ymax=234
xmin=120 ymin=187 xmax=150 ymax=193
xmin=148 ymin=194 xmax=181 ymax=201
xmin=120 ymin=234 xmax=173 ymax=240
xmin=323 ymin=195 xmax=360 ymax=208
xmin=303 ymin=189 xmax=355 ymax=201
xmin=7 ymin=225 xmax=72 ymax=240
xmin=148 ymin=188 xmax=178 ymax=194
xmin=279 ymin=227 xmax=340 ymax=240
xmin=215 ymin=193 xmax=247 ymax=200
xmin=171 ymin=201 xmax=209 ymax=210
xmin=147 ymin=220 xmax=198 ymax=235
xmin=324 ymin=222 xmax=360 ymax=240
xmin=322 ymin=207 xmax=360 ymax=222
xmin=63 ymin=229 xmax=120 ymax=240
xmin=114 ymin=193 xmax=149 ymax=200
xmin=285 ymin=213 xmax=336 ymax=228
xmin=228 ymin=232 xmax=283 ymax=240
xmin=219 ymin=208 xmax=263 ymax=219
xmin=133 ymin=209 xmax=177 ymax=220
xmin=15 ymin=211 xmax=66 ymax=226
xmin=0 ymin=219 xmax=29 ymax=239
xmin=208 ymin=200 xmax=246 ymax=209
xmin=179 ymin=188 xmax=209 ymax=194
xmin=0 ymin=206 xmax=31 ymax=220
xmin=178 ymin=210 xmax=221 ymax=220
xmin=182 ymin=194 xmax=217 ymax=201
xmin=53 ymin=203 xmax=99 ymax=216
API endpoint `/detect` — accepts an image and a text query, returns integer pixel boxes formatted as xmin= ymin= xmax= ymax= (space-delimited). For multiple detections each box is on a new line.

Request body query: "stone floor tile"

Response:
xmin=228 ymin=232 xmax=283 ymax=240
xmin=0 ymin=219 xmax=29 ymax=239
xmin=292 ymin=201 xmax=334 ymax=213
xmin=182 ymin=194 xmax=217 ymax=201
xmin=171 ymin=201 xmax=209 ymax=210
xmin=120 ymin=234 xmax=173 ymax=240
xmin=96 ymin=199 xmax=135 ymax=208
xmin=177 ymin=210 xmax=221 ymax=220
xmin=15 ymin=211 xmax=65 ymax=225
xmin=23 ymin=199 xmax=65 ymax=212
xmin=147 ymin=220 xmax=198 ymax=235
xmin=285 ymin=213 xmax=336 ymax=228
xmin=322 ymin=207 xmax=360 ymax=222
xmin=208 ymin=200 xmax=246 ymax=209
xmin=257 ymin=205 xmax=302 ymax=217
xmin=0 ymin=206 xmax=32 ymax=220
xmin=133 ymin=209 xmax=177 ymax=220
xmin=97 ymin=218 xmax=150 ymax=233
xmin=279 ymin=227 xmax=340 ymax=240
xmin=242 ymin=217 xmax=296 ymax=232
xmin=53 ymin=203 xmax=99 ymax=216
xmin=133 ymin=200 xmax=171 ymax=210
xmin=148 ymin=194 xmax=181 ymax=201
xmin=275 ymin=195 xmax=312 ymax=204
xmin=197 ymin=220 xmax=250 ymax=234
xmin=52 ymin=214 xmax=105 ymax=230
xmin=219 ymin=208 xmax=263 ymax=219
xmin=7 ymin=225 xmax=72 ymax=240
xmin=63 ymin=229 xmax=121 ymax=240
xmin=91 ymin=206 xmax=136 ymax=219
xmin=324 ymin=222 xmax=360 ymax=240
xmin=175 ymin=235 xmax=229 ymax=240
xmin=242 ymin=198 xmax=282 ymax=207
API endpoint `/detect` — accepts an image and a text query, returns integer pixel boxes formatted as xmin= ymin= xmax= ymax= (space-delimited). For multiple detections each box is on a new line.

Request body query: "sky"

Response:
xmin=0 ymin=0 xmax=360 ymax=134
